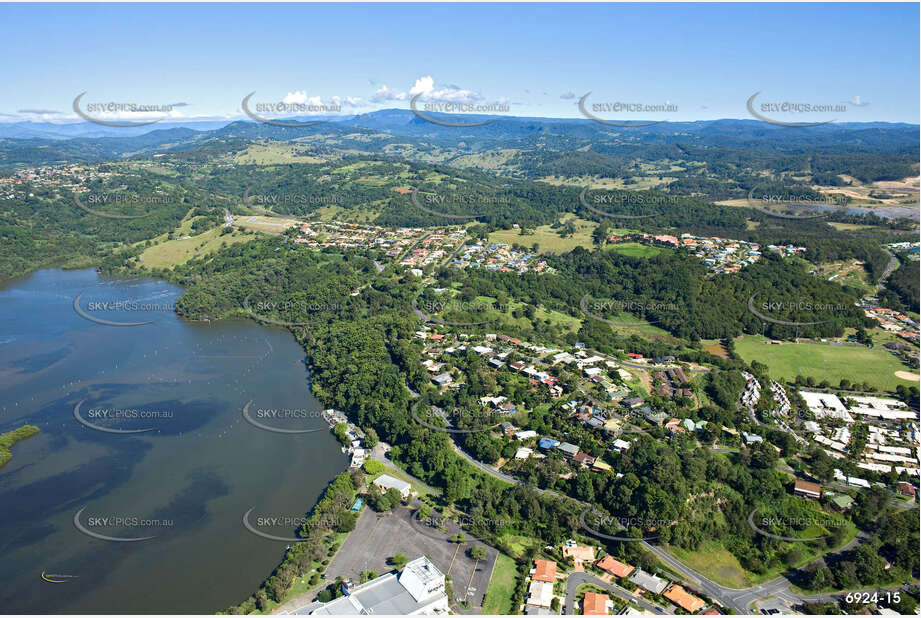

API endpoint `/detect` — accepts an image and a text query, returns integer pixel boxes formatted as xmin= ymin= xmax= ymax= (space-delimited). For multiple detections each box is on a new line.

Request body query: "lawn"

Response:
xmin=496 ymin=533 xmax=542 ymax=560
xmin=487 ymin=217 xmax=599 ymax=254
xmin=482 ymin=552 xmax=519 ymax=614
xmin=665 ymin=541 xmax=753 ymax=589
xmin=606 ymin=242 xmax=662 ymax=258
xmin=734 ymin=335 xmax=918 ymax=391
xmin=137 ymin=227 xmax=251 ymax=269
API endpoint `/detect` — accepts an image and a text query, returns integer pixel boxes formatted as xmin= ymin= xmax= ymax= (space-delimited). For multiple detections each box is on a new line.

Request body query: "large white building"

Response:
xmin=799 ymin=391 xmax=853 ymax=422
xmin=309 ymin=556 xmax=449 ymax=615
xmin=372 ymin=474 xmax=412 ymax=499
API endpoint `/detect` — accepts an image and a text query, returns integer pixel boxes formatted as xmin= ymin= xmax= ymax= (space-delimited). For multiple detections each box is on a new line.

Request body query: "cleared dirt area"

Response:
xmin=895 ymin=370 xmax=920 ymax=382
xmin=703 ymin=341 xmax=729 ymax=359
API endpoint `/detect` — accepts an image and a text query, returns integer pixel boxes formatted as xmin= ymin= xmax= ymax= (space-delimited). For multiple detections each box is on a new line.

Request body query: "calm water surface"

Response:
xmin=0 ymin=268 xmax=346 ymax=613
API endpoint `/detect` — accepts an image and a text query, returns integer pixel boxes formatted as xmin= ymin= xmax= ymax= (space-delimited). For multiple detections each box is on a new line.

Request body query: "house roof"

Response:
xmin=597 ymin=555 xmax=635 ymax=578
xmin=373 ymin=474 xmax=411 ymax=494
xmin=562 ymin=544 xmax=595 ymax=562
xmin=558 ymin=442 xmax=580 ymax=454
xmin=831 ymin=494 xmax=854 ymax=509
xmin=527 ymin=580 xmax=555 ymax=608
xmin=532 ymin=559 xmax=557 ymax=582
xmin=664 ymin=585 xmax=705 ymax=613
xmin=629 ymin=569 xmax=667 ymax=594
xmin=583 ymin=592 xmax=609 ymax=615
xmin=794 ymin=479 xmax=822 ymax=496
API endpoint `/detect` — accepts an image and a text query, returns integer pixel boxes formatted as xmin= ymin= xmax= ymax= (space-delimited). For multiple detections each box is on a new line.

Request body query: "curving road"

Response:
xmin=564 ymin=571 xmax=666 ymax=614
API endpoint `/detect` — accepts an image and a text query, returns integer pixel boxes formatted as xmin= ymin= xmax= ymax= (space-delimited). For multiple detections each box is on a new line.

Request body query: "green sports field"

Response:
xmin=734 ymin=335 xmax=918 ymax=391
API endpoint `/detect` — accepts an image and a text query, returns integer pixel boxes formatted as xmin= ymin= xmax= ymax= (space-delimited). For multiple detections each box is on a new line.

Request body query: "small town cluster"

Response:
xmin=607 ymin=232 xmax=806 ymax=274
xmin=293 ymin=222 xmax=552 ymax=275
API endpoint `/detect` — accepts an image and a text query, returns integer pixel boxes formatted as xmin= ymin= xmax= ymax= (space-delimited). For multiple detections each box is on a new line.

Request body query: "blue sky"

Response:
xmin=0 ymin=2 xmax=918 ymax=124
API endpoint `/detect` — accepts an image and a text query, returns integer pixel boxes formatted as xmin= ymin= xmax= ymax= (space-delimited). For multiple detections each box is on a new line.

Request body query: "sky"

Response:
xmin=0 ymin=2 xmax=918 ymax=124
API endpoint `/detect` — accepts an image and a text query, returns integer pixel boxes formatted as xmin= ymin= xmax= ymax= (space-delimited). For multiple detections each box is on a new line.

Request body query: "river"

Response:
xmin=0 ymin=268 xmax=346 ymax=613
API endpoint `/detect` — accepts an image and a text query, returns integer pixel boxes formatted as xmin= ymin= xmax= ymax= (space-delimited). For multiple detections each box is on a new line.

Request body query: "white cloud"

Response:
xmin=332 ymin=96 xmax=363 ymax=108
xmin=409 ymin=76 xmax=435 ymax=96
xmin=282 ymin=91 xmax=309 ymax=104
xmin=371 ymin=84 xmax=407 ymax=102
xmin=372 ymin=76 xmax=487 ymax=105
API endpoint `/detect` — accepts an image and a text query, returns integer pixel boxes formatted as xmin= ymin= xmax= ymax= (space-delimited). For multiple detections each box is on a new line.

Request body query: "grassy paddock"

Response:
xmin=138 ymin=227 xmax=252 ymax=269
xmin=482 ymin=552 xmax=519 ymax=614
xmin=487 ymin=217 xmax=599 ymax=254
xmin=734 ymin=335 xmax=917 ymax=391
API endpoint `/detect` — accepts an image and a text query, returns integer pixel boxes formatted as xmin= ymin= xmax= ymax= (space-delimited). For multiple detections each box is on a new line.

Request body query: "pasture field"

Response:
xmin=734 ymin=335 xmax=918 ymax=390
xmin=138 ymin=227 xmax=251 ymax=269
xmin=487 ymin=217 xmax=598 ymax=254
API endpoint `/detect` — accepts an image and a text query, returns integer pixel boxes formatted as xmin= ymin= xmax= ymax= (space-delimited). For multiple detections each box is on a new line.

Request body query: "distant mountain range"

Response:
xmin=0 ymin=109 xmax=916 ymax=140
xmin=0 ymin=109 xmax=917 ymax=175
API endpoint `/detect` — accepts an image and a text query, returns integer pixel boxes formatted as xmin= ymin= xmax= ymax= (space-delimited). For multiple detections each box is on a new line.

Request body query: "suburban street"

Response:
xmin=564 ymin=572 xmax=666 ymax=614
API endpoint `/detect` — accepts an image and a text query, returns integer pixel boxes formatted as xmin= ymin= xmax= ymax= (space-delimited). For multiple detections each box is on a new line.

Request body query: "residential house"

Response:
xmin=663 ymin=585 xmax=705 ymax=613
xmin=830 ymin=494 xmax=854 ymax=512
xmin=793 ymin=479 xmax=822 ymax=500
xmin=526 ymin=580 xmax=555 ymax=609
xmin=592 ymin=460 xmax=613 ymax=473
xmin=531 ymin=559 xmax=557 ymax=583
xmin=628 ymin=569 xmax=667 ymax=595
xmin=596 ymin=555 xmax=634 ymax=579
xmin=558 ymin=442 xmax=580 ymax=458
xmin=583 ymin=592 xmax=612 ymax=616
xmin=373 ymin=474 xmax=412 ymax=500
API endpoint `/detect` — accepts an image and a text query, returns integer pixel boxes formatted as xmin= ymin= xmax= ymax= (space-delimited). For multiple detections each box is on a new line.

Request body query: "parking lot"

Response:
xmin=324 ymin=501 xmax=499 ymax=610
